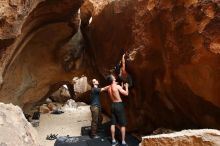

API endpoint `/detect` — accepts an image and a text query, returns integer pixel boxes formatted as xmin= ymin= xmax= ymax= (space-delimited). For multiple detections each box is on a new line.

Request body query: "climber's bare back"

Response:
xmin=108 ymin=84 xmax=122 ymax=102
xmin=107 ymin=75 xmax=128 ymax=102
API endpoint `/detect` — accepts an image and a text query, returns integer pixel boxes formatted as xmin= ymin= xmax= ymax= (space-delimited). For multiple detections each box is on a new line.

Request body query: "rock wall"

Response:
xmin=140 ymin=129 xmax=220 ymax=146
xmin=1 ymin=0 xmax=220 ymax=135
xmin=85 ymin=0 xmax=220 ymax=133
xmin=0 ymin=103 xmax=39 ymax=146
xmin=0 ymin=0 xmax=86 ymax=111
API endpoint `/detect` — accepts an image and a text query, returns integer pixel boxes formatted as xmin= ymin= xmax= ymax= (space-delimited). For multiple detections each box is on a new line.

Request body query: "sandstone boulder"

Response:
xmin=0 ymin=103 xmax=39 ymax=146
xmin=73 ymin=76 xmax=91 ymax=94
xmin=60 ymin=85 xmax=71 ymax=97
xmin=85 ymin=0 xmax=220 ymax=133
xmin=140 ymin=129 xmax=220 ymax=146
xmin=50 ymin=86 xmax=71 ymax=103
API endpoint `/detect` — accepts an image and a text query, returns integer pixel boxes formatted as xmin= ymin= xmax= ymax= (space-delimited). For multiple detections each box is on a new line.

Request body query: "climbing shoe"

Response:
xmin=46 ymin=134 xmax=58 ymax=140
xmin=112 ymin=140 xmax=118 ymax=146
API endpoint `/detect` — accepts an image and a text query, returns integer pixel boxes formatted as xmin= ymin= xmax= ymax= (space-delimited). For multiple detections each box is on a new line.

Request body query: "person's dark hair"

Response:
xmin=113 ymin=63 xmax=121 ymax=75
xmin=106 ymin=75 xmax=114 ymax=84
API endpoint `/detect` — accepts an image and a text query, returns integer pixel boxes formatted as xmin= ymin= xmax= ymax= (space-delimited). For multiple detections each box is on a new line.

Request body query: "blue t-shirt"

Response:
xmin=91 ymin=87 xmax=101 ymax=106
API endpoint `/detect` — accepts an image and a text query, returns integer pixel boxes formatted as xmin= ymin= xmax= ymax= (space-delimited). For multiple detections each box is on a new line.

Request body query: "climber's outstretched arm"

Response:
xmin=122 ymin=54 xmax=126 ymax=71
xmin=101 ymin=85 xmax=109 ymax=92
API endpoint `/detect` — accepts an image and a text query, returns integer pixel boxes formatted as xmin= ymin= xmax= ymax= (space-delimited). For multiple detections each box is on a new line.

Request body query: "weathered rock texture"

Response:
xmin=0 ymin=102 xmax=39 ymax=146
xmin=73 ymin=76 xmax=91 ymax=94
xmin=1 ymin=0 xmax=220 ymax=135
xmin=49 ymin=76 xmax=91 ymax=103
xmin=50 ymin=86 xmax=71 ymax=103
xmin=84 ymin=0 xmax=220 ymax=133
xmin=140 ymin=129 xmax=220 ymax=146
xmin=0 ymin=0 xmax=87 ymax=111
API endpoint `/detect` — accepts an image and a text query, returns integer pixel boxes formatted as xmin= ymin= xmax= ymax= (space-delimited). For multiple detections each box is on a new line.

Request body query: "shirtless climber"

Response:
xmin=107 ymin=75 xmax=129 ymax=146
xmin=116 ymin=54 xmax=133 ymax=88
xmin=90 ymin=79 xmax=109 ymax=138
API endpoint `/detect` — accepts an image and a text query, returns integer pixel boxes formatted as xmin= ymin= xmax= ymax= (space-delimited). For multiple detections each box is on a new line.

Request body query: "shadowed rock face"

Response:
xmin=85 ymin=0 xmax=220 ymax=133
xmin=1 ymin=0 xmax=220 ymax=135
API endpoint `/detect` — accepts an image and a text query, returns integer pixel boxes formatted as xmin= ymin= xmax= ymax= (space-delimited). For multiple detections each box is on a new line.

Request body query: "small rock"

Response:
xmin=39 ymin=105 xmax=50 ymax=114
xmin=47 ymin=103 xmax=57 ymax=111
xmin=62 ymin=99 xmax=79 ymax=112
xmin=46 ymin=98 xmax=52 ymax=103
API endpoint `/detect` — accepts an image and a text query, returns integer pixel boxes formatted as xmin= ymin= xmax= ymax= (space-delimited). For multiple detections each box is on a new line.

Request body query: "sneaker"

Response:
xmin=112 ymin=140 xmax=118 ymax=146
xmin=121 ymin=143 xmax=128 ymax=146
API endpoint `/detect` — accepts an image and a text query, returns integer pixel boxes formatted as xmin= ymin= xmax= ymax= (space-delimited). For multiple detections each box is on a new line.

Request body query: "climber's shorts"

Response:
xmin=111 ymin=102 xmax=127 ymax=126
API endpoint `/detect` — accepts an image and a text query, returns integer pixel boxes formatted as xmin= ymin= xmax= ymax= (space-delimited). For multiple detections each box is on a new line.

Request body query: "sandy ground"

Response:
xmin=34 ymin=105 xmax=100 ymax=146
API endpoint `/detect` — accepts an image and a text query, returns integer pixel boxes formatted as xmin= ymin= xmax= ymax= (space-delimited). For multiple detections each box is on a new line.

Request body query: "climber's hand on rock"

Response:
xmin=124 ymin=83 xmax=128 ymax=88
